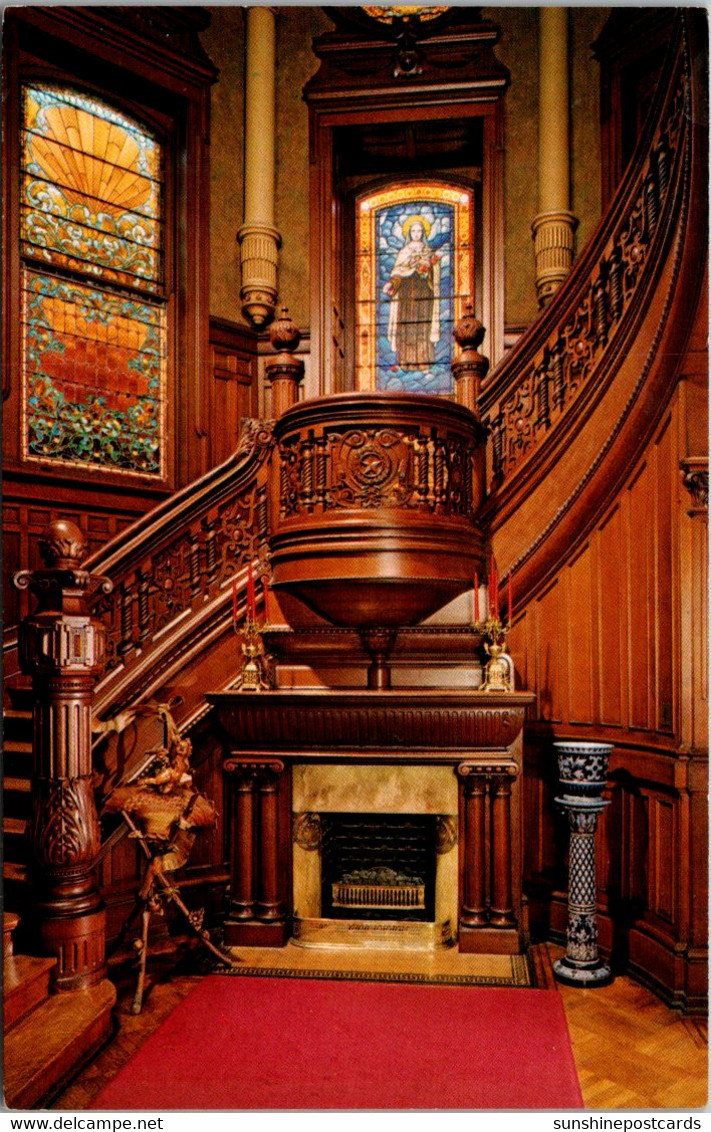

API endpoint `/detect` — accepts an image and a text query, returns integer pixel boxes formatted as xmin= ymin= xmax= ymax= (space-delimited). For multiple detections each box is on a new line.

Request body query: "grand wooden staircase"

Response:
xmin=1 ymin=17 xmax=707 ymax=1110
xmin=3 ymin=914 xmax=116 ymax=1109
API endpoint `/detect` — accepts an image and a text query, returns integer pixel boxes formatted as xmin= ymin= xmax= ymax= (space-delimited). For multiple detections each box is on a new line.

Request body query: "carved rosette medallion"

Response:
xmin=435 ymin=815 xmax=458 ymax=854
xmin=293 ymin=812 xmax=322 ymax=851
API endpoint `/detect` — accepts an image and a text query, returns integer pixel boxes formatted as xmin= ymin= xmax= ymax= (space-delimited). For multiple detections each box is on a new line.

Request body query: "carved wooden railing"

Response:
xmin=81 ymin=420 xmax=275 ymax=716
xmin=480 ymin=12 xmax=704 ymax=547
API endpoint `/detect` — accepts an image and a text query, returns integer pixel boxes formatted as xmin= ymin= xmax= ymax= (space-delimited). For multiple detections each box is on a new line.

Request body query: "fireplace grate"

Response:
xmin=320 ymin=813 xmax=436 ymax=922
xmin=333 ymin=866 xmax=426 ymax=910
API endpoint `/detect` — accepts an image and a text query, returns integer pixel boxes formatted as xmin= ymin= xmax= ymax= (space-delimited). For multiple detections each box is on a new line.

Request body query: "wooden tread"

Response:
xmin=4 ymin=862 xmax=28 ymax=882
xmin=4 ymin=954 xmax=56 ymax=1032
xmin=4 ymin=777 xmax=31 ymax=793
xmin=3 ymin=738 xmax=32 ymax=752
xmin=4 ymin=817 xmax=27 ymax=835
xmin=4 ymin=978 xmax=117 ymax=1110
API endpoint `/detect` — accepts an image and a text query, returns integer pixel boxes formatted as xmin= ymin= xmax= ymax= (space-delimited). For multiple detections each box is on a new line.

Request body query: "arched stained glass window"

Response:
xmin=20 ymin=84 xmax=167 ymax=476
xmin=356 ymin=182 xmax=474 ymax=396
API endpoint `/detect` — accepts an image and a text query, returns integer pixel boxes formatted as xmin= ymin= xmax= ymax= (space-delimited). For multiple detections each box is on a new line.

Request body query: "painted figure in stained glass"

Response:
xmin=357 ymin=183 xmax=473 ymax=396
xmin=383 ymin=215 xmax=443 ymax=370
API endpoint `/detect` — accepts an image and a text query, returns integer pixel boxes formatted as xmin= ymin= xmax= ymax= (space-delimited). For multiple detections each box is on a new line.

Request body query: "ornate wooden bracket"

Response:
xmin=680 ymin=457 xmax=708 ymax=517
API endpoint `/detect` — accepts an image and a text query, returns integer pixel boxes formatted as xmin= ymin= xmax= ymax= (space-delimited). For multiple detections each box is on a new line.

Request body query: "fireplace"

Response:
xmin=210 ymin=687 xmax=533 ymax=954
xmin=320 ymin=813 xmax=437 ymax=922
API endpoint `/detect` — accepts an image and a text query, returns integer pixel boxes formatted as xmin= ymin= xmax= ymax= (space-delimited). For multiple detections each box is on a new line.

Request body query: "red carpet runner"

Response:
xmin=94 ymin=975 xmax=583 ymax=1110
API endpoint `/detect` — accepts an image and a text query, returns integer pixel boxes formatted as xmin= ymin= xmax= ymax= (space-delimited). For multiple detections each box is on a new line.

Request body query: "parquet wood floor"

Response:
xmin=49 ymin=943 xmax=708 ymax=1113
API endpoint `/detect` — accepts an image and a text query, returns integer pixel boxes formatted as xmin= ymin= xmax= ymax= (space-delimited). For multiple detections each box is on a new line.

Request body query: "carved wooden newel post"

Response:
xmin=15 ymin=520 xmax=112 ymax=989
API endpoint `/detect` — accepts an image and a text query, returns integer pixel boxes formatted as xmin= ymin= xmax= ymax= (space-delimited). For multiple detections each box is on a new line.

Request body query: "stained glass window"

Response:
xmin=22 ymin=269 xmax=166 ymax=474
xmin=20 ymin=84 xmax=166 ymax=476
xmin=356 ymin=183 xmax=473 ymax=395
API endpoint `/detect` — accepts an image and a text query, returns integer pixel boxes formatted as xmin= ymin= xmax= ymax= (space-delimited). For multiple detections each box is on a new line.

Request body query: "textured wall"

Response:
xmin=275 ymin=7 xmax=333 ymax=330
xmin=202 ymin=7 xmax=247 ymax=322
xmin=485 ymin=7 xmax=540 ymax=329
xmin=204 ymin=7 xmax=608 ymax=333
xmin=571 ymin=8 xmax=609 ymax=250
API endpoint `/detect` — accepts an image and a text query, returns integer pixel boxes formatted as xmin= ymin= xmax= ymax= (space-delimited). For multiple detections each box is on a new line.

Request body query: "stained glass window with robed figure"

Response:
xmin=20 ymin=84 xmax=167 ymax=476
xmin=356 ymin=183 xmax=474 ymax=396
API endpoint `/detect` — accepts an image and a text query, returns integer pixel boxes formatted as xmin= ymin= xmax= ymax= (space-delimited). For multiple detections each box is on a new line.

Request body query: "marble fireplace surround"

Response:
xmin=208 ymin=688 xmax=534 ymax=954
xmin=291 ymin=763 xmax=459 ymax=947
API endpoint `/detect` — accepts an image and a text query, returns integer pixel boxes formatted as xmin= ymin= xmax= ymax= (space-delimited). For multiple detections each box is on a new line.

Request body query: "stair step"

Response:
xmin=4 ymin=979 xmax=117 ymax=1109
xmin=4 ymin=954 xmax=56 ymax=1032
xmin=4 ymin=776 xmax=32 ymax=793
xmin=6 ymin=682 xmax=34 ymax=713
xmin=3 ymin=739 xmax=33 ymax=754
xmin=4 ymin=817 xmax=27 ymax=835
xmin=4 ymin=863 xmax=28 ymax=883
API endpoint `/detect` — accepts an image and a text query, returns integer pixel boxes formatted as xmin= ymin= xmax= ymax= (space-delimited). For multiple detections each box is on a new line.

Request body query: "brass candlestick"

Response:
xmin=233 ymin=615 xmax=272 ymax=692
xmin=475 ymin=616 xmax=514 ymax=692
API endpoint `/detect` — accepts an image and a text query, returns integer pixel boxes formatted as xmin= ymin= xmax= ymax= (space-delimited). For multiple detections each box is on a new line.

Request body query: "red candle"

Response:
xmin=262 ymin=575 xmax=270 ymax=622
xmin=473 ymin=572 xmax=479 ymax=624
xmin=490 ymin=554 xmax=499 ymax=619
xmin=507 ymin=572 xmax=513 ymax=624
xmin=247 ymin=561 xmax=256 ymax=620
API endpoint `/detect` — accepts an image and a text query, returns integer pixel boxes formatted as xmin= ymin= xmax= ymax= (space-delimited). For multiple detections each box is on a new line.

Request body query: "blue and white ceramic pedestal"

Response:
xmin=553 ymin=741 xmax=614 ymax=989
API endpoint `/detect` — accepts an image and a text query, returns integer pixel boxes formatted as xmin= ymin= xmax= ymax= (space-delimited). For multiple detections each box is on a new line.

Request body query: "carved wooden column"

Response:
xmin=266 ymin=307 xmax=305 ymax=419
xmin=255 ymin=761 xmax=284 ymax=921
xmin=223 ymin=756 xmax=290 ymax=945
xmin=459 ymin=771 xmax=488 ymax=927
xmin=457 ymin=760 xmax=520 ymax=953
xmin=228 ymin=765 xmax=257 ymax=921
xmin=14 ymin=520 xmax=112 ymax=989
xmin=490 ymin=772 xmax=516 ymax=926
xmin=237 ymin=5 xmax=281 ymax=326
xmin=532 ymin=7 xmax=578 ymax=306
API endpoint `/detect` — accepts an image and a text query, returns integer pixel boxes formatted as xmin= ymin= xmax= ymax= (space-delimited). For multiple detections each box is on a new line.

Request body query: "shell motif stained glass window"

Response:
xmin=356 ymin=183 xmax=473 ymax=396
xmin=20 ymin=84 xmax=166 ymax=476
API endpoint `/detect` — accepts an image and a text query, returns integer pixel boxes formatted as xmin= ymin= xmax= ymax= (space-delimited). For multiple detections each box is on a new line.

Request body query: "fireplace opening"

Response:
xmin=320 ymin=813 xmax=437 ymax=922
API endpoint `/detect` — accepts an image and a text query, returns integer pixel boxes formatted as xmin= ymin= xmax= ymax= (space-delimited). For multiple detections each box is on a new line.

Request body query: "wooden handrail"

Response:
xmin=480 ymin=11 xmax=706 ymax=602
xmin=74 ymin=420 xmax=274 ymax=713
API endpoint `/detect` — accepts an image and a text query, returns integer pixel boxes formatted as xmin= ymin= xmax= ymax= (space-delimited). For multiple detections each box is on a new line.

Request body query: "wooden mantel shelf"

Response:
xmin=207 ymin=688 xmax=535 ymax=758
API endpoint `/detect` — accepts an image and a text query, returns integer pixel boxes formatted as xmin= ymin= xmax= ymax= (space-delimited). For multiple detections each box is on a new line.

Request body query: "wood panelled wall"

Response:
xmin=510 ymin=385 xmax=708 ymax=1011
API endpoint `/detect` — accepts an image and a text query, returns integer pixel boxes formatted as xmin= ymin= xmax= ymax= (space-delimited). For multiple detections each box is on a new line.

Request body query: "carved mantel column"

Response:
xmin=14 ymin=520 xmax=112 ymax=989
xmin=223 ymin=756 xmax=289 ymax=945
xmin=237 ymin=6 xmax=281 ymax=326
xmin=532 ymin=7 xmax=578 ymax=307
xmin=456 ymin=760 xmax=519 ymax=951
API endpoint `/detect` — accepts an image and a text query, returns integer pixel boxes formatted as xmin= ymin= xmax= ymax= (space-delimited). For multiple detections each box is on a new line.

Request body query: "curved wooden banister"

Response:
xmin=480 ymin=12 xmax=706 ymax=608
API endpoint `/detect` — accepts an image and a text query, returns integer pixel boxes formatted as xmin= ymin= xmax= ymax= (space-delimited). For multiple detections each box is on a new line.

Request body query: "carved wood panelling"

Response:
xmin=209 ymin=317 xmax=259 ymax=467
xmin=517 ymin=388 xmax=707 ymax=1009
xmin=513 ymin=410 xmax=679 ymax=742
xmin=534 ymin=579 xmax=563 ymax=724
xmin=598 ymin=505 xmax=625 ymax=727
xmin=566 ymin=543 xmax=594 ymax=725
